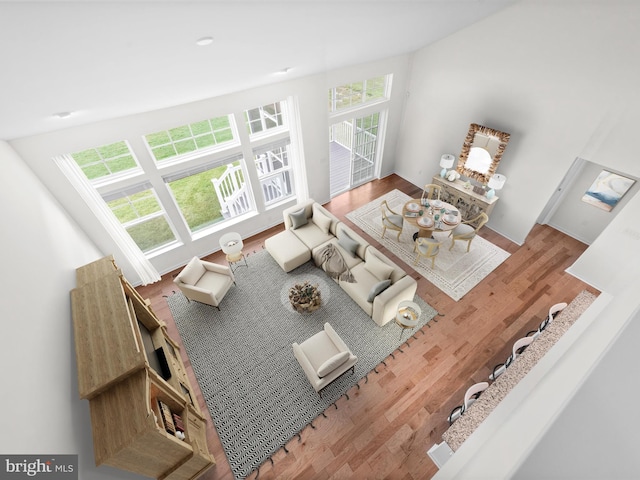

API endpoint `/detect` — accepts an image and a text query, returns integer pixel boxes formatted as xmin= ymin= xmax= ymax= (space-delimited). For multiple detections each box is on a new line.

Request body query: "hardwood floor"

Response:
xmin=137 ymin=174 xmax=598 ymax=480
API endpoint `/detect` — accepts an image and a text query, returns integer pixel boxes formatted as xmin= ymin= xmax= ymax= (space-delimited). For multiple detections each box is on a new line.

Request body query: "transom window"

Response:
xmin=104 ymin=185 xmax=177 ymax=253
xmin=71 ymin=141 xmax=139 ymax=181
xmin=329 ymin=75 xmax=389 ymax=112
xmin=245 ymin=102 xmax=285 ymax=136
xmin=145 ymin=115 xmax=236 ymax=162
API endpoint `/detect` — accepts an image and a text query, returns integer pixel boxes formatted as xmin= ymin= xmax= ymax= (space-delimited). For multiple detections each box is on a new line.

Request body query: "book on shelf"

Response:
xmin=172 ymin=413 xmax=185 ymax=432
xmin=158 ymin=400 xmax=176 ymax=435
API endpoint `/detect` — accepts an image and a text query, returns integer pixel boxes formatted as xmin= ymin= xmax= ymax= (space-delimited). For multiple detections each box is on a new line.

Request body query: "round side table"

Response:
xmin=220 ymin=232 xmax=248 ymax=273
xmin=395 ymin=300 xmax=421 ymax=341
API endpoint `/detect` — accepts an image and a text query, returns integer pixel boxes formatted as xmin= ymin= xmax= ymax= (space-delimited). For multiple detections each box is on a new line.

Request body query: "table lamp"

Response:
xmin=220 ymin=232 xmax=244 ymax=262
xmin=486 ymin=173 xmax=506 ymax=199
xmin=439 ymin=154 xmax=455 ymax=178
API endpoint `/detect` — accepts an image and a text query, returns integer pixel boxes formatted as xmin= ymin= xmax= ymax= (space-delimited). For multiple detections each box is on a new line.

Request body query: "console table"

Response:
xmin=432 ymin=175 xmax=498 ymax=221
xmin=71 ymin=256 xmax=215 ymax=479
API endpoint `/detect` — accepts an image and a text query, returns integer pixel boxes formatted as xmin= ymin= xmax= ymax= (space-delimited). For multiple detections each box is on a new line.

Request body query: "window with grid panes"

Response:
xmin=245 ymin=101 xmax=285 ymax=136
xmin=144 ymin=115 xmax=236 ymax=162
xmin=328 ymin=75 xmax=389 ymax=112
xmin=71 ymin=141 xmax=139 ymax=181
xmin=104 ymin=185 xmax=177 ymax=253
xmin=163 ymin=155 xmax=251 ymax=233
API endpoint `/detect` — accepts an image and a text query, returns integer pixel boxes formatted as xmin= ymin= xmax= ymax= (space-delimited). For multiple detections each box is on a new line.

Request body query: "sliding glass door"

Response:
xmin=329 ymin=112 xmax=381 ymax=197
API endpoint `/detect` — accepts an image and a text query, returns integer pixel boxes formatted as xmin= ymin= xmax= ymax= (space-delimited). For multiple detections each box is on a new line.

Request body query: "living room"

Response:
xmin=3 ymin=1 xmax=640 ymax=479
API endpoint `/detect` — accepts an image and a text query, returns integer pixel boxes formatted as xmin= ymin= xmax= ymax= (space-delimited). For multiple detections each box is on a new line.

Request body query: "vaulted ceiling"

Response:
xmin=0 ymin=0 xmax=517 ymax=140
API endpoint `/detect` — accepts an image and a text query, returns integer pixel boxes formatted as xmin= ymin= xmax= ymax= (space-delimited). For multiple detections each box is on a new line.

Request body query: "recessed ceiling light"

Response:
xmin=196 ymin=36 xmax=214 ymax=46
xmin=54 ymin=112 xmax=72 ymax=119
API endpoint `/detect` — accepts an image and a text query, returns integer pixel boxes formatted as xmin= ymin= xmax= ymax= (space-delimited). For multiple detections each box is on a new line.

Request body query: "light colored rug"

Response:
xmin=346 ymin=189 xmax=510 ymax=301
xmin=168 ymin=250 xmax=438 ymax=479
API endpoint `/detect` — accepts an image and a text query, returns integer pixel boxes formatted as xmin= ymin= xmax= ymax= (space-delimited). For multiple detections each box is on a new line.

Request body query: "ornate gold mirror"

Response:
xmin=457 ymin=123 xmax=510 ymax=184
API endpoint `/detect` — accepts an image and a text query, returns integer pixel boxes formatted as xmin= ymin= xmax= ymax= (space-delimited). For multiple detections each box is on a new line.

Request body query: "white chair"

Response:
xmin=292 ymin=323 xmax=358 ymax=396
xmin=413 ymin=237 xmax=442 ymax=268
xmin=447 ymin=381 xmax=489 ymax=424
xmin=540 ymin=302 xmax=568 ymax=332
xmin=528 ymin=302 xmax=569 ymax=339
xmin=448 ymin=212 xmax=489 ymax=252
xmin=173 ymin=256 xmax=235 ymax=310
xmin=380 ymin=200 xmax=404 ymax=241
xmin=490 ymin=336 xmax=534 ymax=380
xmin=421 ymin=183 xmax=442 ymax=203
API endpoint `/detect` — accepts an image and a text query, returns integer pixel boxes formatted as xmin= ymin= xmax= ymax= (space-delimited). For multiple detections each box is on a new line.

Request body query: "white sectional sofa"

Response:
xmin=265 ymin=199 xmax=418 ymax=326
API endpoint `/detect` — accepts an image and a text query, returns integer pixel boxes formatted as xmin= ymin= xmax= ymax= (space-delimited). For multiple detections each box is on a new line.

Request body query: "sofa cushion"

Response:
xmin=290 ymin=208 xmax=308 ymax=229
xmin=338 ymin=231 xmax=359 ymax=258
xmin=316 ymin=351 xmax=350 ymax=377
xmin=367 ymin=279 xmax=392 ymax=302
xmin=265 ymin=230 xmax=311 ymax=273
xmin=312 ymin=209 xmax=332 ymax=234
xmin=364 ymin=253 xmax=394 ymax=281
xmin=291 ymin=221 xmax=334 ymax=251
xmin=365 ymin=247 xmax=406 ymax=284
xmin=177 ymin=257 xmax=205 ymax=285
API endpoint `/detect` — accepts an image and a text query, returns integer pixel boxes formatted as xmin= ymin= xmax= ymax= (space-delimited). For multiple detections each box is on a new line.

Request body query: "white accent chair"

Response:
xmin=173 ymin=256 xmax=235 ymax=310
xmin=292 ymin=323 xmax=358 ymax=396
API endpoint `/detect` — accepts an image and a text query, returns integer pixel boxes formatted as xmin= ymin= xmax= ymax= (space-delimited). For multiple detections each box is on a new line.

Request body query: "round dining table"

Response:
xmin=402 ymin=198 xmax=461 ymax=239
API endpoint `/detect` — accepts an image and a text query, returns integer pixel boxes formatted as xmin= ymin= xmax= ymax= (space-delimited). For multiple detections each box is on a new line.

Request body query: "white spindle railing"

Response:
xmin=212 ymin=165 xmax=250 ymax=217
xmin=330 ymin=121 xmax=353 ymax=149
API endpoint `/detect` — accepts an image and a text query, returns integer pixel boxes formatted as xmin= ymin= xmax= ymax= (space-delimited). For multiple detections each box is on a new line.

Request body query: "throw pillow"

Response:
xmin=312 ymin=209 xmax=332 ymax=234
xmin=177 ymin=257 xmax=205 ymax=285
xmin=316 ymin=351 xmax=350 ymax=378
xmin=367 ymin=279 xmax=392 ymax=302
xmin=364 ymin=253 xmax=394 ymax=281
xmin=289 ymin=208 xmax=308 ymax=229
xmin=338 ymin=231 xmax=359 ymax=258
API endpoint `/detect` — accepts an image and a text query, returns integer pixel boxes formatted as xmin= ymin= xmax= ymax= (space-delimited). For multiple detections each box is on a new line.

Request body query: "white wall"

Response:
xmin=0 ymin=141 xmax=143 ymax=478
xmin=423 ymin=2 xmax=640 ymax=478
xmin=395 ymin=1 xmax=640 ymax=245
xmin=10 ymin=55 xmax=411 ymax=284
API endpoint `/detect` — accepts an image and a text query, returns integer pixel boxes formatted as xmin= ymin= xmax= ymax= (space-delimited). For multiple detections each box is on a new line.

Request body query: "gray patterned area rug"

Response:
xmin=346 ymin=189 xmax=511 ymax=301
xmin=168 ymin=249 xmax=438 ymax=479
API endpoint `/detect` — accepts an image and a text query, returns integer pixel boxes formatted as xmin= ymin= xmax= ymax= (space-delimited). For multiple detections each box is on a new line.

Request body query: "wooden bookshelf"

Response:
xmin=71 ymin=256 xmax=215 ymax=480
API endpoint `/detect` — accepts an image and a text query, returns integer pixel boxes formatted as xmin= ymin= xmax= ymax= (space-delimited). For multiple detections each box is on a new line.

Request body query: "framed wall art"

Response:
xmin=581 ymin=170 xmax=636 ymax=212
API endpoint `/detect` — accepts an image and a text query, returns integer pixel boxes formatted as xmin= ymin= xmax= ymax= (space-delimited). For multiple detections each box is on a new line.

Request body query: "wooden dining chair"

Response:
xmin=448 ymin=212 xmax=489 ymax=252
xmin=413 ymin=237 xmax=442 ymax=268
xmin=421 ymin=183 xmax=441 ymax=204
xmin=380 ymin=200 xmax=404 ymax=241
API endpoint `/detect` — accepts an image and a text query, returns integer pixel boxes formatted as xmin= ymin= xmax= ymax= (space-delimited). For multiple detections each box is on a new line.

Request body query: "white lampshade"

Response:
xmin=439 ymin=154 xmax=455 ymax=177
xmin=439 ymin=154 xmax=455 ymax=169
xmin=488 ymin=173 xmax=507 ymax=190
xmin=220 ymin=232 xmax=243 ymax=255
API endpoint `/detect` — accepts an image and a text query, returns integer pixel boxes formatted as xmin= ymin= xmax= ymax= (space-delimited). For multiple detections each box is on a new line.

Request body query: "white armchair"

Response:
xmin=173 ymin=256 xmax=235 ymax=309
xmin=292 ymin=323 xmax=357 ymax=396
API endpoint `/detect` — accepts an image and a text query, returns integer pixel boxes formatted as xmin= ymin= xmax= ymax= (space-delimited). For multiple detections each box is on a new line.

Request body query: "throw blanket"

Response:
xmin=314 ymin=243 xmax=356 ymax=283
